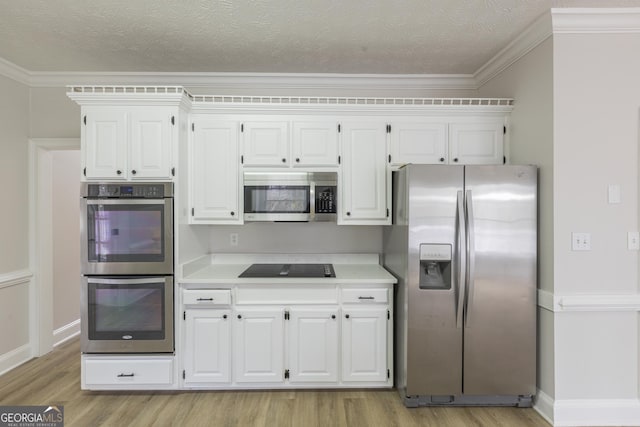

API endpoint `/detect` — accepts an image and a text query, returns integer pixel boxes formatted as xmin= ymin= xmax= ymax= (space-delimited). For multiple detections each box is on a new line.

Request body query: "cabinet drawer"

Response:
xmin=84 ymin=356 xmax=174 ymax=386
xmin=183 ymin=289 xmax=231 ymax=306
xmin=236 ymin=286 xmax=337 ymax=304
xmin=341 ymin=288 xmax=388 ymax=304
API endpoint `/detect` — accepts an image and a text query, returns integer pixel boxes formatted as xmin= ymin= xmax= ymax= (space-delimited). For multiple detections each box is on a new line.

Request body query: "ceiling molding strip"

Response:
xmin=30 ymin=72 xmax=478 ymax=94
xmin=475 ymin=11 xmax=552 ymax=88
xmin=0 ymin=57 xmax=30 ymax=86
xmin=552 ymin=7 xmax=640 ymax=34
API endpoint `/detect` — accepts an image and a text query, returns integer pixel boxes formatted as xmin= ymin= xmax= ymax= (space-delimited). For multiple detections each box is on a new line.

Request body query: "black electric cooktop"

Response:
xmin=238 ymin=263 xmax=336 ymax=278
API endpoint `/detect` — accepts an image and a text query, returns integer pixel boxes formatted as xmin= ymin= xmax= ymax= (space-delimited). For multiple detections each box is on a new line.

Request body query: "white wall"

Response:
xmin=0 ymin=74 xmax=31 ymax=367
xmin=553 ymin=29 xmax=640 ymax=403
xmin=52 ymin=150 xmax=81 ymax=330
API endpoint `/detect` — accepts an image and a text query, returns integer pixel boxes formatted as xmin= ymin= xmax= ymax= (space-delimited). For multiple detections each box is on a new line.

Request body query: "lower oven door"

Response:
xmin=81 ymin=276 xmax=174 ymax=353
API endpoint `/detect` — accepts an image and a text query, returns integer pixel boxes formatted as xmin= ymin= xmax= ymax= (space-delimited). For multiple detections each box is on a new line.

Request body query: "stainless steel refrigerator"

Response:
xmin=383 ymin=164 xmax=537 ymax=407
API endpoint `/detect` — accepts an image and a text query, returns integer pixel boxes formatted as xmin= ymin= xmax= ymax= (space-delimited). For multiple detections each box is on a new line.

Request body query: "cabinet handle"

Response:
xmin=346 ymin=212 xmax=351 ymax=216
xmin=345 ymin=314 xmax=350 ymax=319
xmin=453 ymin=158 xmax=459 ymax=163
xmin=197 ymin=298 xmax=213 ymax=301
xmin=439 ymin=157 xmax=445 ymax=162
xmin=131 ymin=169 xmax=137 ymax=175
xmin=295 ymin=158 xmax=300 ymax=163
xmin=237 ymin=314 xmax=242 ymax=319
xmin=282 ymin=158 xmax=286 ymax=163
xmin=358 ymin=296 xmax=375 ymax=300
xmin=230 ymin=211 xmax=235 ymax=216
xmin=116 ymin=170 xmax=122 ymax=175
xmin=117 ymin=373 xmax=135 ymax=378
xmin=223 ymin=314 xmax=228 ymax=319
xmin=331 ymin=314 xmax=336 ymax=319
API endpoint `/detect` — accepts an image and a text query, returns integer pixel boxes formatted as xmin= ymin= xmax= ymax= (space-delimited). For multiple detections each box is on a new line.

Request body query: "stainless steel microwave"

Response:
xmin=243 ymin=172 xmax=337 ymax=222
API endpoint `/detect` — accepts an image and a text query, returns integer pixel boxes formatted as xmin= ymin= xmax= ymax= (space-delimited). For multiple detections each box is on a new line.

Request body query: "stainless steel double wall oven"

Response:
xmin=80 ymin=182 xmax=174 ymax=353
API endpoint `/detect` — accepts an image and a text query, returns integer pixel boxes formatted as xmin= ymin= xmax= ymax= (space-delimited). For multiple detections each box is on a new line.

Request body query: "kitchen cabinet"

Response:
xmin=189 ymin=119 xmax=241 ymax=224
xmin=233 ymin=307 xmax=285 ymax=383
xmin=339 ymin=122 xmax=390 ymax=225
xmin=389 ymin=119 xmax=505 ymax=166
xmin=183 ymin=309 xmax=231 ymax=385
xmin=241 ymin=120 xmax=339 ymax=168
xmin=292 ymin=121 xmax=339 ymax=167
xmin=241 ymin=121 xmax=290 ymax=167
xmin=82 ymin=355 xmax=175 ymax=390
xmin=83 ymin=106 xmax=175 ymax=180
xmin=341 ymin=288 xmax=390 ymax=383
xmin=288 ymin=307 xmax=339 ymax=383
xmin=449 ymin=120 xmax=504 ymax=165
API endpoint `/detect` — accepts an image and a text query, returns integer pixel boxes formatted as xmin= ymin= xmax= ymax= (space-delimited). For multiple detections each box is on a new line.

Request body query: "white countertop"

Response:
xmin=179 ymin=253 xmax=397 ymax=285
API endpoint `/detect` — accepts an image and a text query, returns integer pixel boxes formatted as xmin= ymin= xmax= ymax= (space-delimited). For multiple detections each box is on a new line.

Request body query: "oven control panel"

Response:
xmin=84 ymin=183 xmax=172 ymax=198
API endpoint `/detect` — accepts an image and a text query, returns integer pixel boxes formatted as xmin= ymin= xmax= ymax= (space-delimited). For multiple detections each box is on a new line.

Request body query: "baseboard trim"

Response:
xmin=534 ymin=389 xmax=555 ymax=425
xmin=534 ymin=390 xmax=640 ymax=426
xmin=53 ymin=319 xmax=80 ymax=347
xmin=0 ymin=344 xmax=32 ymax=377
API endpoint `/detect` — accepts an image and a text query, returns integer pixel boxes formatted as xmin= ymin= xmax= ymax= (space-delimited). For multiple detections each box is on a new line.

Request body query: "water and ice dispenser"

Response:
xmin=419 ymin=244 xmax=452 ymax=290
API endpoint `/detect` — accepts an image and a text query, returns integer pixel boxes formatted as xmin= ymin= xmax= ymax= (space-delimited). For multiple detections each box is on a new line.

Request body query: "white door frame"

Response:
xmin=28 ymin=138 xmax=80 ymax=357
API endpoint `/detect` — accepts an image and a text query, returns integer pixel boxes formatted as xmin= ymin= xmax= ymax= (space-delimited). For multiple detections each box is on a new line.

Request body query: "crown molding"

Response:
xmin=0 ymin=57 xmax=30 ymax=86
xmin=475 ymin=11 xmax=552 ymax=88
xmin=552 ymin=7 xmax=640 ymax=34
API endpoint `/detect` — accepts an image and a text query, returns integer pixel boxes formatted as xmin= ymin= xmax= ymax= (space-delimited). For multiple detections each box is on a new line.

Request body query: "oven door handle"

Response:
xmin=85 ymin=199 xmax=168 ymax=205
xmin=85 ymin=277 xmax=169 ymax=285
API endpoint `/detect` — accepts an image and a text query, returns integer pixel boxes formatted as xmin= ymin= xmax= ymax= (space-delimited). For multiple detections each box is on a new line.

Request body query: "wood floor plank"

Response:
xmin=0 ymin=338 xmax=550 ymax=426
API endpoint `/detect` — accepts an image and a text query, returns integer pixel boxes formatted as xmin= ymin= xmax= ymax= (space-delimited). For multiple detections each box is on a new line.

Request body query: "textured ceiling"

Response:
xmin=0 ymin=0 xmax=637 ymax=74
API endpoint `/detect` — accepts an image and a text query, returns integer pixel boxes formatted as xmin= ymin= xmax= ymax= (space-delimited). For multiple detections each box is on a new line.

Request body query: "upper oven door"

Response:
xmin=81 ymin=198 xmax=173 ymax=275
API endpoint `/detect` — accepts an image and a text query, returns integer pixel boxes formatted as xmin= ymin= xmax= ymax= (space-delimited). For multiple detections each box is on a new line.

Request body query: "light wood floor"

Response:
xmin=0 ymin=338 xmax=550 ymax=427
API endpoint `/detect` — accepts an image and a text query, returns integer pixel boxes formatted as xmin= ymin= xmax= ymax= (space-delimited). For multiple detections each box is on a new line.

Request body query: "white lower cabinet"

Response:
xmin=341 ymin=307 xmax=389 ymax=383
xmin=180 ymin=284 xmax=392 ymax=389
xmin=82 ymin=355 xmax=175 ymax=390
xmin=233 ymin=307 xmax=285 ymax=383
xmin=288 ymin=307 xmax=339 ymax=383
xmin=184 ymin=309 xmax=231 ymax=384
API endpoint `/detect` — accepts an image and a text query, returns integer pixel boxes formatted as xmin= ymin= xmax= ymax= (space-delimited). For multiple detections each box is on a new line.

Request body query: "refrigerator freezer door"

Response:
xmin=405 ymin=165 xmax=464 ymax=396
xmin=463 ymin=165 xmax=537 ymax=396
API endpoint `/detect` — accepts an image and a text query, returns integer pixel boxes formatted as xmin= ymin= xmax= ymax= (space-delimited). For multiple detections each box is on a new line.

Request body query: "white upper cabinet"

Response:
xmin=449 ymin=119 xmax=504 ymax=165
xmin=83 ymin=106 xmax=176 ymax=180
xmin=389 ymin=118 xmax=505 ymax=166
xmin=84 ymin=108 xmax=127 ymax=180
xmin=340 ymin=122 xmax=390 ymax=225
xmin=190 ymin=119 xmax=241 ymax=224
xmin=389 ymin=122 xmax=448 ymax=166
xmin=241 ymin=121 xmax=290 ymax=167
xmin=129 ymin=110 xmax=173 ymax=179
xmin=292 ymin=121 xmax=339 ymax=167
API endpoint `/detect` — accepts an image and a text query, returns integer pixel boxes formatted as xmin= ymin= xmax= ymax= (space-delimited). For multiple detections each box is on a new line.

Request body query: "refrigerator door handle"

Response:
xmin=456 ymin=190 xmax=466 ymax=329
xmin=465 ymin=189 xmax=476 ymax=327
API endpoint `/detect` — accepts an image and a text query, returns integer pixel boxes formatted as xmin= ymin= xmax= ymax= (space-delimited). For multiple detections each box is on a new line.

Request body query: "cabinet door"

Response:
xmin=340 ymin=122 xmax=389 ymax=224
xmin=242 ymin=122 xmax=289 ymax=167
xmin=184 ymin=309 xmax=231 ymax=384
xmin=342 ymin=307 xmax=388 ymax=382
xmin=292 ymin=121 xmax=339 ymax=167
xmin=84 ymin=109 xmax=127 ymax=180
xmin=449 ymin=120 xmax=504 ymax=165
xmin=234 ymin=307 xmax=285 ymax=383
xmin=129 ymin=109 xmax=173 ymax=179
xmin=389 ymin=122 xmax=448 ymax=165
xmin=288 ymin=308 xmax=339 ymax=383
xmin=190 ymin=120 xmax=241 ymax=223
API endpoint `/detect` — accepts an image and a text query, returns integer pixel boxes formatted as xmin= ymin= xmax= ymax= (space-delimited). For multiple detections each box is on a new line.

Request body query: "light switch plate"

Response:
xmin=572 ymin=232 xmax=591 ymax=251
xmin=628 ymin=232 xmax=639 ymax=250
xmin=608 ymin=184 xmax=621 ymax=204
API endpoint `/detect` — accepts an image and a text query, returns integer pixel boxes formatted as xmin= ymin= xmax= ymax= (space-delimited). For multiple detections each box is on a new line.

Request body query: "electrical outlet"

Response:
xmin=230 ymin=233 xmax=239 ymax=247
xmin=628 ymin=232 xmax=639 ymax=250
xmin=571 ymin=232 xmax=591 ymax=251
